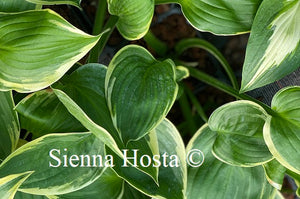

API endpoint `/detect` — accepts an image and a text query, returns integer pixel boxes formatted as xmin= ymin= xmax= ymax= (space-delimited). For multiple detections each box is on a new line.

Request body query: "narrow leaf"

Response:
xmin=0 ymin=9 xmax=101 ymax=92
xmin=0 ymin=91 xmax=19 ymax=161
xmin=105 ymin=45 xmax=178 ymax=144
xmin=186 ymin=124 xmax=277 ymax=199
xmin=0 ymin=172 xmax=33 ymax=199
xmin=208 ymin=100 xmax=273 ymax=166
xmin=15 ymin=89 xmax=85 ymax=138
xmin=0 ymin=132 xmax=106 ymax=195
xmin=241 ymin=0 xmax=300 ymax=92
xmin=107 ymin=0 xmax=154 ymax=40
xmin=177 ymin=0 xmax=262 ymax=35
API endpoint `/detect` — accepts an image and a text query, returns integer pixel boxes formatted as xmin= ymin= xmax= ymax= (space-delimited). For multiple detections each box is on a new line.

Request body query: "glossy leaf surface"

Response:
xmin=0 ymin=91 xmax=19 ymax=161
xmin=26 ymin=0 xmax=81 ymax=7
xmin=0 ymin=9 xmax=101 ymax=92
xmin=106 ymin=45 xmax=178 ymax=144
xmin=186 ymin=124 xmax=276 ymax=199
xmin=208 ymin=101 xmax=272 ymax=166
xmin=108 ymin=0 xmax=154 ymax=40
xmin=0 ymin=132 xmax=105 ymax=195
xmin=177 ymin=0 xmax=262 ymax=35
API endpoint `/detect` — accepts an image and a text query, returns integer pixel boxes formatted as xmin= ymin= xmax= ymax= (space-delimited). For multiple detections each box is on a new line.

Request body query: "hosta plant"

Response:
xmin=0 ymin=0 xmax=299 ymax=198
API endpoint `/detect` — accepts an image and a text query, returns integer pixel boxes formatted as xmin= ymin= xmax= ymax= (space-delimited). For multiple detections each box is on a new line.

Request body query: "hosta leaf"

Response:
xmin=107 ymin=119 xmax=187 ymax=199
xmin=208 ymin=100 xmax=272 ymax=166
xmin=53 ymin=63 xmax=121 ymax=144
xmin=241 ymin=0 xmax=300 ymax=92
xmin=264 ymin=86 xmax=300 ymax=174
xmin=0 ymin=91 xmax=19 ymax=161
xmin=263 ymin=159 xmax=286 ymax=190
xmin=26 ymin=0 xmax=81 ymax=8
xmin=59 ymin=168 xmax=123 ymax=199
xmin=186 ymin=124 xmax=277 ymax=199
xmin=15 ymin=192 xmax=49 ymax=199
xmin=0 ymin=9 xmax=101 ymax=92
xmin=0 ymin=132 xmax=106 ymax=195
xmin=122 ymin=183 xmax=151 ymax=199
xmin=176 ymin=0 xmax=262 ymax=35
xmin=0 ymin=172 xmax=33 ymax=199
xmin=105 ymin=45 xmax=178 ymax=144
xmin=53 ymin=63 xmax=159 ymax=181
xmin=15 ymin=89 xmax=85 ymax=138
xmin=52 ymin=89 xmax=123 ymax=158
xmin=0 ymin=0 xmax=35 ymax=12
xmin=107 ymin=0 xmax=154 ymax=40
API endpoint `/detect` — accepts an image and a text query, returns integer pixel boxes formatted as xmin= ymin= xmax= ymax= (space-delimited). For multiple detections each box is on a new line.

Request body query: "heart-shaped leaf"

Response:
xmin=186 ymin=124 xmax=277 ymax=199
xmin=107 ymin=119 xmax=187 ymax=199
xmin=15 ymin=89 xmax=85 ymax=138
xmin=0 ymin=9 xmax=101 ymax=92
xmin=241 ymin=0 xmax=300 ymax=92
xmin=208 ymin=100 xmax=273 ymax=166
xmin=0 ymin=0 xmax=35 ymax=12
xmin=0 ymin=91 xmax=19 ymax=161
xmin=0 ymin=132 xmax=106 ymax=195
xmin=176 ymin=0 xmax=262 ymax=35
xmin=107 ymin=0 xmax=154 ymax=40
xmin=26 ymin=0 xmax=81 ymax=8
xmin=105 ymin=45 xmax=178 ymax=144
xmin=0 ymin=172 xmax=33 ymax=199
xmin=264 ymin=86 xmax=300 ymax=174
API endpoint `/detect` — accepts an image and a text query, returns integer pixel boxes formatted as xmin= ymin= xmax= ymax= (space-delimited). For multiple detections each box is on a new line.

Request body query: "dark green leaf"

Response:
xmin=16 ymin=89 xmax=85 ymax=138
xmin=106 ymin=45 xmax=178 ymax=144
xmin=0 ymin=91 xmax=19 ymax=161
xmin=0 ymin=0 xmax=35 ymax=12
xmin=26 ymin=0 xmax=81 ymax=8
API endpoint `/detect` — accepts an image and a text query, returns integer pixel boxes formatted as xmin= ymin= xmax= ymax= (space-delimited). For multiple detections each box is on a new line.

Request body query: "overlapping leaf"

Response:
xmin=105 ymin=45 xmax=178 ymax=144
xmin=176 ymin=0 xmax=262 ymax=35
xmin=0 ymin=91 xmax=19 ymax=161
xmin=15 ymin=90 xmax=85 ymax=138
xmin=186 ymin=124 xmax=277 ymax=199
xmin=208 ymin=100 xmax=273 ymax=166
xmin=108 ymin=0 xmax=154 ymax=40
xmin=241 ymin=0 xmax=300 ymax=92
xmin=53 ymin=63 xmax=160 ymax=181
xmin=0 ymin=0 xmax=35 ymax=12
xmin=0 ymin=172 xmax=33 ymax=199
xmin=26 ymin=0 xmax=81 ymax=8
xmin=59 ymin=168 xmax=123 ymax=199
xmin=0 ymin=9 xmax=101 ymax=92
xmin=263 ymin=159 xmax=286 ymax=190
xmin=264 ymin=86 xmax=300 ymax=174
xmin=107 ymin=119 xmax=187 ymax=199
xmin=0 ymin=132 xmax=106 ymax=195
